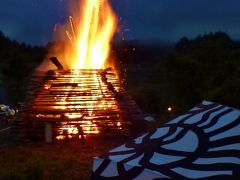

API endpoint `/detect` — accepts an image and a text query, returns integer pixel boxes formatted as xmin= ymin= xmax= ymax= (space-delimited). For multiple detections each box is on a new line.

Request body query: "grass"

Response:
xmin=0 ymin=115 xmax=170 ymax=180
xmin=0 ymin=132 xmax=131 ymax=180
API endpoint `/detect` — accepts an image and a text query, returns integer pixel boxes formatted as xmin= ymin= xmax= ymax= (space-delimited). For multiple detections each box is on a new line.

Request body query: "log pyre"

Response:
xmin=13 ymin=59 xmax=145 ymax=141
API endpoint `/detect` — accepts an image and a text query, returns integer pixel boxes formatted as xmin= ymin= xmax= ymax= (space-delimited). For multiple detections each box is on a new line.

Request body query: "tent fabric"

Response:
xmin=92 ymin=101 xmax=240 ymax=179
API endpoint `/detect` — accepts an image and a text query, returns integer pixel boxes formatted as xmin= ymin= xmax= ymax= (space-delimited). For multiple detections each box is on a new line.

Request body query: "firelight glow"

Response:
xmin=66 ymin=0 xmax=118 ymax=69
xmin=51 ymin=0 xmax=119 ymax=139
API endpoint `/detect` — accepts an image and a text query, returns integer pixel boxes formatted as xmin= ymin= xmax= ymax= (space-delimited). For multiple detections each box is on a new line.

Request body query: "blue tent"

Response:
xmin=92 ymin=101 xmax=240 ymax=179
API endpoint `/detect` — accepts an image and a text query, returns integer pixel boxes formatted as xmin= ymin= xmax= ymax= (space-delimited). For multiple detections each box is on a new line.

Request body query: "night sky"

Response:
xmin=0 ymin=0 xmax=240 ymax=45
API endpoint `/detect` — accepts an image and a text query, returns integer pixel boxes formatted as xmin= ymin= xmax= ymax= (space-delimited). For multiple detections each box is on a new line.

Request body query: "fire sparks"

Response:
xmin=42 ymin=0 xmax=119 ymax=140
xmin=65 ymin=0 xmax=117 ymax=69
xmin=57 ymin=0 xmax=118 ymax=138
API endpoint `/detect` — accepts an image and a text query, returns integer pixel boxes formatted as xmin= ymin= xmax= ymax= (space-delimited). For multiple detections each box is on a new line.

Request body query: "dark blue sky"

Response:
xmin=0 ymin=0 xmax=240 ymax=45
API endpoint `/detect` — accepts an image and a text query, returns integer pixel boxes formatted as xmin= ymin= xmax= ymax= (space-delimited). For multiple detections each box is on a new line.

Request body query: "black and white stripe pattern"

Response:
xmin=92 ymin=101 xmax=240 ymax=179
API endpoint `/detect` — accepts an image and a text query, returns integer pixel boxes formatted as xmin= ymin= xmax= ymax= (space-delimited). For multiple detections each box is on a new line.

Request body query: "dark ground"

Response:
xmin=0 ymin=131 xmax=130 ymax=180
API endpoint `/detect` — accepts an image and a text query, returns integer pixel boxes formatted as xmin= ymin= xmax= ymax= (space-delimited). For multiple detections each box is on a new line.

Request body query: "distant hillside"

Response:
xmin=123 ymin=32 xmax=240 ymax=118
xmin=0 ymin=31 xmax=46 ymax=103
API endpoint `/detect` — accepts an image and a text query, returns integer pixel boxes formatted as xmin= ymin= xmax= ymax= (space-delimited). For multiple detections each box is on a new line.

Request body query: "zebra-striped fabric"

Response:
xmin=92 ymin=101 xmax=240 ymax=179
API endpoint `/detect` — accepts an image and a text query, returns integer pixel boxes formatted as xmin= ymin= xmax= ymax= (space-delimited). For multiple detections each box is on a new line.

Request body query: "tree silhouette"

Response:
xmin=0 ymin=31 xmax=46 ymax=103
xmin=158 ymin=32 xmax=240 ymax=111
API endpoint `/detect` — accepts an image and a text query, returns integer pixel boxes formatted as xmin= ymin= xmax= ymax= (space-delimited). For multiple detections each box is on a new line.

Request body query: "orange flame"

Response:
xmin=65 ymin=0 xmax=117 ymax=69
xmin=45 ymin=0 xmax=118 ymax=140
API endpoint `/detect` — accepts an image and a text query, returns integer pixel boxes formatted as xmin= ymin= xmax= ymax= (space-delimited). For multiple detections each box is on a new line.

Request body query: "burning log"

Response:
xmin=99 ymin=68 xmax=117 ymax=94
xmin=50 ymin=57 xmax=64 ymax=70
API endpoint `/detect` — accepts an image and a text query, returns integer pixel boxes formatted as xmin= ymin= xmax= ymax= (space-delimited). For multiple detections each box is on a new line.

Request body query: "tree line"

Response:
xmin=0 ymin=31 xmax=239 ymax=116
xmin=0 ymin=31 xmax=45 ymax=103
xmin=119 ymin=32 xmax=240 ymax=117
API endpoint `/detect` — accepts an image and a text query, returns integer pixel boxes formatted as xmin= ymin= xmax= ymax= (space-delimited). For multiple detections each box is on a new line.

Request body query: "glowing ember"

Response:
xmin=64 ymin=0 xmax=117 ymax=69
